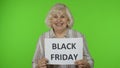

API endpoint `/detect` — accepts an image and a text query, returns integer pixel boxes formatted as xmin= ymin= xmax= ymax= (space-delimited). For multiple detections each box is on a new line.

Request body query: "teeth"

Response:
xmin=55 ymin=23 xmax=63 ymax=26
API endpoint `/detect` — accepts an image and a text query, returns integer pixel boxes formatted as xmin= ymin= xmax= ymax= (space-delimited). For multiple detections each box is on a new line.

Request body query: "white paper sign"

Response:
xmin=45 ymin=38 xmax=83 ymax=65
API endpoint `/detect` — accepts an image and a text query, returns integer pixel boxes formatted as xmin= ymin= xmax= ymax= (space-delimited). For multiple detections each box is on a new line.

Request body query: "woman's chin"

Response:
xmin=54 ymin=28 xmax=65 ymax=31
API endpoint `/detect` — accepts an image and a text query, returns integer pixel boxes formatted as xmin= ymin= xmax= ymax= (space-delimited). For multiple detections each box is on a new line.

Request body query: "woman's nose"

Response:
xmin=57 ymin=18 xmax=61 ymax=22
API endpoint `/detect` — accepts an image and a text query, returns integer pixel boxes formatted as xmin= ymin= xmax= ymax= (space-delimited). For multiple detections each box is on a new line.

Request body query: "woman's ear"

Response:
xmin=49 ymin=23 xmax=53 ymax=28
xmin=67 ymin=18 xmax=70 ymax=22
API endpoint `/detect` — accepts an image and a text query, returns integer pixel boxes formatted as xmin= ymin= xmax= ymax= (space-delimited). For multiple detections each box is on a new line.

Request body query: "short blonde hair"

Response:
xmin=45 ymin=3 xmax=74 ymax=28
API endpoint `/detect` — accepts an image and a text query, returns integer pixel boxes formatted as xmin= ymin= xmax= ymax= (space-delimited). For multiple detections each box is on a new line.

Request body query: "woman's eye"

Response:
xmin=53 ymin=16 xmax=58 ymax=18
xmin=61 ymin=15 xmax=65 ymax=18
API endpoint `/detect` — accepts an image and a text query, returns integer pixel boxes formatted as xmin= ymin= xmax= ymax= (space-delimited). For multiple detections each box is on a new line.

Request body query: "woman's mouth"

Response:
xmin=55 ymin=23 xmax=64 ymax=27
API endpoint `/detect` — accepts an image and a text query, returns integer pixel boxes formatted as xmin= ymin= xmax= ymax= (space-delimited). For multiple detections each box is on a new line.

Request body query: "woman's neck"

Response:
xmin=54 ymin=29 xmax=67 ymax=38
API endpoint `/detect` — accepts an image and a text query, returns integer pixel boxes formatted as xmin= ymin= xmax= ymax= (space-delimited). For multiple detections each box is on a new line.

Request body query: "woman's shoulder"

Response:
xmin=38 ymin=30 xmax=50 ymax=39
xmin=70 ymin=29 xmax=84 ymax=37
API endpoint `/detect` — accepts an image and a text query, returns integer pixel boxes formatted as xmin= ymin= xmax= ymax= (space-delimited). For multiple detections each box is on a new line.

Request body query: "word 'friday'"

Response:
xmin=51 ymin=54 xmax=78 ymax=60
xmin=52 ymin=43 xmax=76 ymax=50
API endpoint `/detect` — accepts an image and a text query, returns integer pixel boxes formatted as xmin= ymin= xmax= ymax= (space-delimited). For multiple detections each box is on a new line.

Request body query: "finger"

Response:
xmin=40 ymin=66 xmax=47 ymax=68
xmin=39 ymin=63 xmax=47 ymax=67
xmin=75 ymin=60 xmax=81 ymax=63
xmin=38 ymin=58 xmax=48 ymax=64
xmin=75 ymin=59 xmax=86 ymax=64
xmin=41 ymin=65 xmax=47 ymax=68
xmin=78 ymin=65 xmax=86 ymax=68
xmin=42 ymin=58 xmax=48 ymax=62
xmin=77 ymin=60 xmax=88 ymax=65
xmin=75 ymin=60 xmax=82 ymax=64
xmin=75 ymin=61 xmax=84 ymax=65
xmin=40 ymin=60 xmax=47 ymax=64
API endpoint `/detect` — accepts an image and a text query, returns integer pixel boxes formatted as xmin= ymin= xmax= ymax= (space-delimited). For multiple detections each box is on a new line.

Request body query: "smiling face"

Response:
xmin=50 ymin=9 xmax=69 ymax=32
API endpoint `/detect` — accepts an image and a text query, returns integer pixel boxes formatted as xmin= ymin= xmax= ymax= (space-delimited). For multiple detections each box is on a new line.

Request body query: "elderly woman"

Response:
xmin=32 ymin=3 xmax=94 ymax=68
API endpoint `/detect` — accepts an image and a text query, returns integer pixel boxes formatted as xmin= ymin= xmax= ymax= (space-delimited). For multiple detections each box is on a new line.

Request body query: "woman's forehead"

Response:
xmin=51 ymin=10 xmax=67 ymax=16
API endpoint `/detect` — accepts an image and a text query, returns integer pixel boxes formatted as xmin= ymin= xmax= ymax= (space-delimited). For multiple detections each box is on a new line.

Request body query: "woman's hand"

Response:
xmin=38 ymin=58 xmax=48 ymax=68
xmin=75 ymin=60 xmax=90 ymax=68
